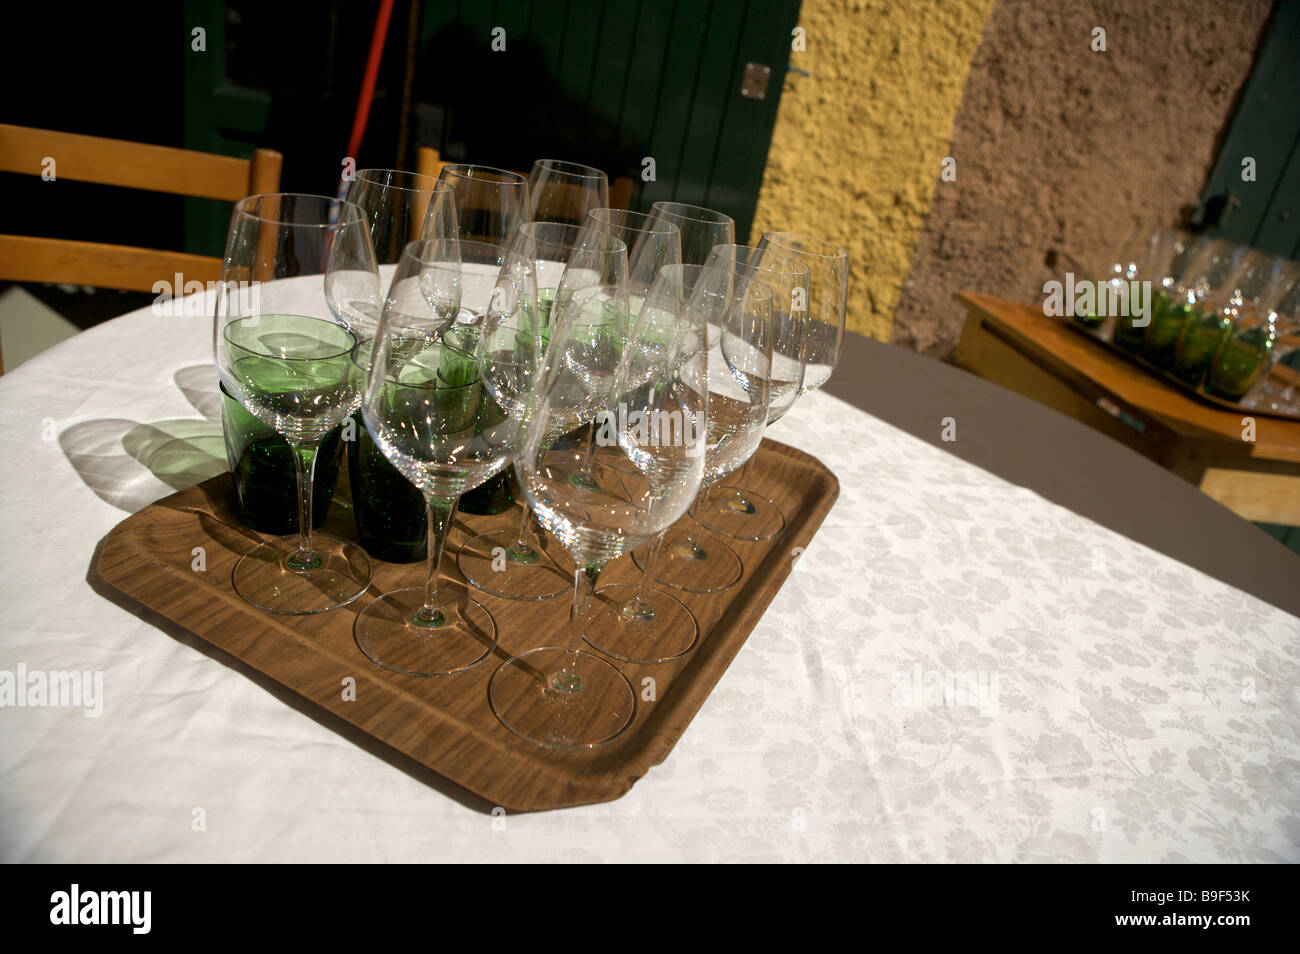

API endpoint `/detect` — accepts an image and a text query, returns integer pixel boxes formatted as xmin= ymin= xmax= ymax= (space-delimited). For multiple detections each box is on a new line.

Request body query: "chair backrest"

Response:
xmin=416 ymin=146 xmax=448 ymax=183
xmin=0 ymin=124 xmax=282 ymax=293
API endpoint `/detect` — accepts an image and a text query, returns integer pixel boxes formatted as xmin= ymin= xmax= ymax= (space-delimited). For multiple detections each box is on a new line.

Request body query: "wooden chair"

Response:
xmin=0 ymin=124 xmax=282 ymax=294
xmin=416 ymin=145 xmax=448 ymax=182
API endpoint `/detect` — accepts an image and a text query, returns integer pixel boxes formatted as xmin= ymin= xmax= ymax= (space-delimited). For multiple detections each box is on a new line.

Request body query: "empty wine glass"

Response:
xmin=352 ymin=238 xmax=523 ymax=676
xmin=579 ymin=208 xmax=682 ymax=297
xmin=758 ymin=232 xmax=848 ymax=396
xmin=347 ymin=169 xmax=458 ymax=285
xmin=214 ymin=193 xmax=379 ymax=614
xmin=632 ymin=249 xmax=776 ymax=594
xmin=693 ymin=232 xmax=846 ymax=542
xmin=527 ymin=159 xmax=609 ymax=226
xmin=457 ymin=222 xmax=585 ymax=601
xmin=645 ymin=201 xmax=735 ymax=265
xmin=691 ymin=245 xmax=810 ymax=540
xmin=489 ymin=235 xmax=705 ymax=749
xmin=438 ymin=164 xmax=529 ymax=245
xmin=573 ymin=208 xmax=683 ymax=480
xmin=581 ymin=264 xmax=709 ymax=663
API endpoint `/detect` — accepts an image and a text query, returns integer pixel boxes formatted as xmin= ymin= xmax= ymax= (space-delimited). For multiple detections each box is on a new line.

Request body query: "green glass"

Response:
xmin=1113 ymin=311 xmax=1146 ymax=353
xmin=348 ymin=339 xmax=481 ymax=560
xmin=458 ymin=469 xmax=515 ymax=515
xmin=423 ymin=324 xmax=510 ymax=517
xmin=1071 ymin=280 xmax=1107 ymax=332
xmin=1071 ymin=310 xmax=1105 ymax=332
xmin=348 ymin=410 xmax=427 ymax=562
xmin=1206 ymin=320 xmax=1274 ymax=401
xmin=1172 ymin=304 xmax=1230 ymax=386
xmin=1143 ymin=290 xmax=1192 ymax=369
xmin=220 ymin=382 xmax=343 ymax=535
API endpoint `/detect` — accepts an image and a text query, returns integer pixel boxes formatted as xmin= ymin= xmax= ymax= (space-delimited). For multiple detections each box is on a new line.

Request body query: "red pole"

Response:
xmin=340 ymin=0 xmax=396 ymax=199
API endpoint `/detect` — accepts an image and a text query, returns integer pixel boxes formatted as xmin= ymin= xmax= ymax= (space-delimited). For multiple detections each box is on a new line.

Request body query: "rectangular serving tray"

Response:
xmin=94 ymin=438 xmax=839 ymax=811
xmin=1065 ymin=318 xmax=1300 ymax=421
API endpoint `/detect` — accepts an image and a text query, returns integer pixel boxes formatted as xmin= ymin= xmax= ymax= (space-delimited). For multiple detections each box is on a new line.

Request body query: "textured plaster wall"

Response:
xmin=752 ymin=0 xmax=994 ymax=341
xmin=892 ymin=0 xmax=1275 ymax=359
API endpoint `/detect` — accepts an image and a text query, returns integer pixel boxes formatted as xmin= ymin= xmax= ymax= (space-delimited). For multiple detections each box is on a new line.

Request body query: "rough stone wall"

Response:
xmin=892 ymin=0 xmax=1275 ymax=359
xmin=752 ymin=0 xmax=994 ymax=341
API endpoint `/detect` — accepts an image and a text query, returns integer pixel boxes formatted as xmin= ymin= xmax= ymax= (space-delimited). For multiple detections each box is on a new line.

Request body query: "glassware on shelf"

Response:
xmin=1205 ymin=259 xmax=1300 ymax=402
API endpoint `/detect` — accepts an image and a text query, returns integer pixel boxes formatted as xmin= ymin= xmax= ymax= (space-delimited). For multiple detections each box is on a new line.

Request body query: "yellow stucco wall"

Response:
xmin=752 ymin=0 xmax=994 ymax=340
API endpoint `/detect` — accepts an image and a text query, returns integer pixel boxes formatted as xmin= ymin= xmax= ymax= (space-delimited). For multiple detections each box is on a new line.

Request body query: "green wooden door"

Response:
xmin=416 ymin=0 xmax=801 ymax=242
xmin=1198 ymin=0 xmax=1300 ymax=549
xmin=1198 ymin=0 xmax=1300 ymax=256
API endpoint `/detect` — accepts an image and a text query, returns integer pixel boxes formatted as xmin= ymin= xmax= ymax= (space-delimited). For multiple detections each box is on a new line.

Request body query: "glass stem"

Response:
xmin=509 ymin=502 xmax=536 ymax=554
xmin=683 ymin=483 xmax=710 ymax=556
xmin=509 ymin=438 xmax=551 ymax=554
xmin=576 ymin=419 xmax=599 ymax=478
xmin=622 ymin=531 xmax=666 ymax=618
xmin=417 ymin=495 xmax=459 ymax=626
xmin=553 ymin=563 xmax=602 ymax=692
xmin=639 ymin=532 xmax=665 ymax=593
xmin=288 ymin=439 xmax=322 ymax=570
xmin=733 ymin=454 xmax=757 ymax=503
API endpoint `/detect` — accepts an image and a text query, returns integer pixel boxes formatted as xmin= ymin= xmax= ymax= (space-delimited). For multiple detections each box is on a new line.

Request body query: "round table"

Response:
xmin=1 ymin=293 xmax=1297 ymax=862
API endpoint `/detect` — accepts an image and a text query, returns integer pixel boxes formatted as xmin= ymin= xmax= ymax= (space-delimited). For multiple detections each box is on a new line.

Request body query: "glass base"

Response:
xmin=232 ymin=534 xmax=371 ymax=615
xmin=632 ymin=528 xmax=743 ymax=593
xmin=691 ymin=485 xmax=785 ymax=541
xmin=456 ymin=528 xmax=570 ymax=601
xmin=354 ymin=585 xmax=496 ymax=677
xmin=489 ymin=647 xmax=636 ymax=749
xmin=584 ymin=583 xmax=699 ymax=664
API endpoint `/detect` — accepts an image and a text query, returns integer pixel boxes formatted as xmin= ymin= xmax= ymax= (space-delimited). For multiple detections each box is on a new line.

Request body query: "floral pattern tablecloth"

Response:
xmin=0 ymin=304 xmax=1296 ymax=861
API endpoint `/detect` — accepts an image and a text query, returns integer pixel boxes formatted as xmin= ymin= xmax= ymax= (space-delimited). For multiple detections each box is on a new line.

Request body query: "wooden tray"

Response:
xmin=94 ymin=439 xmax=839 ymax=812
xmin=1065 ymin=318 xmax=1300 ymax=421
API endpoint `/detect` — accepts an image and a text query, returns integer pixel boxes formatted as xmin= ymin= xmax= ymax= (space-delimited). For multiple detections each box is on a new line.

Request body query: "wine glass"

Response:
xmin=694 ymin=232 xmax=845 ymax=542
xmin=579 ymin=208 xmax=682 ymax=297
xmin=573 ymin=209 xmax=683 ymax=479
xmin=1145 ymin=238 xmax=1248 ymax=371
xmin=1076 ymin=228 xmax=1187 ymax=340
xmin=1207 ymin=258 xmax=1300 ymax=402
xmin=526 ymin=159 xmax=609 ymax=226
xmin=645 ymin=201 xmax=735 ymax=265
xmin=581 ymin=264 xmax=708 ymax=662
xmin=1265 ymin=279 xmax=1300 ymax=412
xmin=489 ymin=235 xmax=706 ymax=749
xmin=343 ymin=170 xmax=459 ymax=561
xmin=757 ymin=232 xmax=848 ymax=395
xmin=690 ymin=246 xmax=811 ymax=540
xmin=1162 ymin=239 xmax=1253 ymax=383
xmin=351 ymin=238 xmax=522 ymax=676
xmin=631 ymin=249 xmax=776 ymax=595
xmin=214 ymin=193 xmax=379 ymax=614
xmin=347 ymin=168 xmax=458 ymax=274
xmin=457 ymin=222 xmax=585 ymax=601
xmin=438 ymin=164 xmax=529 ymax=245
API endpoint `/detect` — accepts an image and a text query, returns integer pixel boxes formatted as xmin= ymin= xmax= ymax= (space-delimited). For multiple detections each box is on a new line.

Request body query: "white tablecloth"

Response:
xmin=1 ymin=294 xmax=1297 ymax=862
